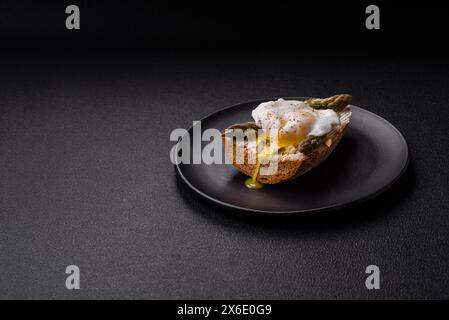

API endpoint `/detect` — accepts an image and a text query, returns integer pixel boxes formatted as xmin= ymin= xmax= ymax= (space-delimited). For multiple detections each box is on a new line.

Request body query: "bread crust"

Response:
xmin=223 ymin=107 xmax=352 ymax=184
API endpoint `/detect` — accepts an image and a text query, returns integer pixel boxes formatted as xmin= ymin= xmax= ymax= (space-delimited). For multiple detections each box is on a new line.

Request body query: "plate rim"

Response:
xmin=174 ymin=97 xmax=410 ymax=215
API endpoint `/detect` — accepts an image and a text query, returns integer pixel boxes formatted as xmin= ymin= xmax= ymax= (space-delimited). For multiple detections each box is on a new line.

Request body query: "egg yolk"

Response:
xmin=277 ymin=113 xmax=315 ymax=148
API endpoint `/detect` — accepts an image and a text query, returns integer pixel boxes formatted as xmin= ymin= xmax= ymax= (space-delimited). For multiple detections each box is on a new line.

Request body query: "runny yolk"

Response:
xmin=277 ymin=115 xmax=314 ymax=148
xmin=244 ymin=161 xmax=264 ymax=190
xmin=244 ymin=133 xmax=268 ymax=190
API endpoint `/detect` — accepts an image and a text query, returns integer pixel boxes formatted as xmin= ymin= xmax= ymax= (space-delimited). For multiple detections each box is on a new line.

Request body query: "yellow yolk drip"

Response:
xmin=244 ymin=161 xmax=264 ymax=190
xmin=244 ymin=133 xmax=269 ymax=190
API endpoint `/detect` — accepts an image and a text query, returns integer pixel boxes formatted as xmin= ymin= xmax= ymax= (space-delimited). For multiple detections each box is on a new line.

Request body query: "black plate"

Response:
xmin=175 ymin=98 xmax=409 ymax=215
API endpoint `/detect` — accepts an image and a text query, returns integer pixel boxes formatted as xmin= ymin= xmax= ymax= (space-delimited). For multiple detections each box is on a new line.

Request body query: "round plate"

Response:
xmin=175 ymin=98 xmax=409 ymax=215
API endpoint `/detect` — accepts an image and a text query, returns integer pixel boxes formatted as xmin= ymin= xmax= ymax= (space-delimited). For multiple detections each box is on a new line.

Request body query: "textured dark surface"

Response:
xmin=0 ymin=52 xmax=448 ymax=299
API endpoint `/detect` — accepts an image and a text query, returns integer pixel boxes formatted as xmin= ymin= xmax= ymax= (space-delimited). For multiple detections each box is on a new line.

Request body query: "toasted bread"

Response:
xmin=222 ymin=98 xmax=352 ymax=184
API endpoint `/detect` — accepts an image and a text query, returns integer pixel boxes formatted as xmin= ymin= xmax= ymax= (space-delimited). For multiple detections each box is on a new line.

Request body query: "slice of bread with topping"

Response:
xmin=222 ymin=95 xmax=352 ymax=184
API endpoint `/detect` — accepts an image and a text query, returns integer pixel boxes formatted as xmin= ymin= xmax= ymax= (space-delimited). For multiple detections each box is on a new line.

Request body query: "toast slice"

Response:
xmin=222 ymin=96 xmax=352 ymax=184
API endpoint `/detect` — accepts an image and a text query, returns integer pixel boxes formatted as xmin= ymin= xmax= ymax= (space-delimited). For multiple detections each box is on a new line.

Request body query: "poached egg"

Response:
xmin=252 ymin=98 xmax=340 ymax=148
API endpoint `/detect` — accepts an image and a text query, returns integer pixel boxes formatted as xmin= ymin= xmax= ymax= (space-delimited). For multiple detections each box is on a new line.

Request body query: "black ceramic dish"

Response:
xmin=174 ymin=98 xmax=409 ymax=215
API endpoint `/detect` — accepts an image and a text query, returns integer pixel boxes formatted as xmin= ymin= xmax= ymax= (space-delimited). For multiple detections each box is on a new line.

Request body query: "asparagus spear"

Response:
xmin=298 ymin=128 xmax=339 ymax=154
xmin=305 ymin=94 xmax=352 ymax=112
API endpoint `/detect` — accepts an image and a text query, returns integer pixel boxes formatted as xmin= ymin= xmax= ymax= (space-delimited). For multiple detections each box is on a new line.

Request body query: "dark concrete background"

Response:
xmin=0 ymin=0 xmax=448 ymax=299
xmin=0 ymin=51 xmax=448 ymax=299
